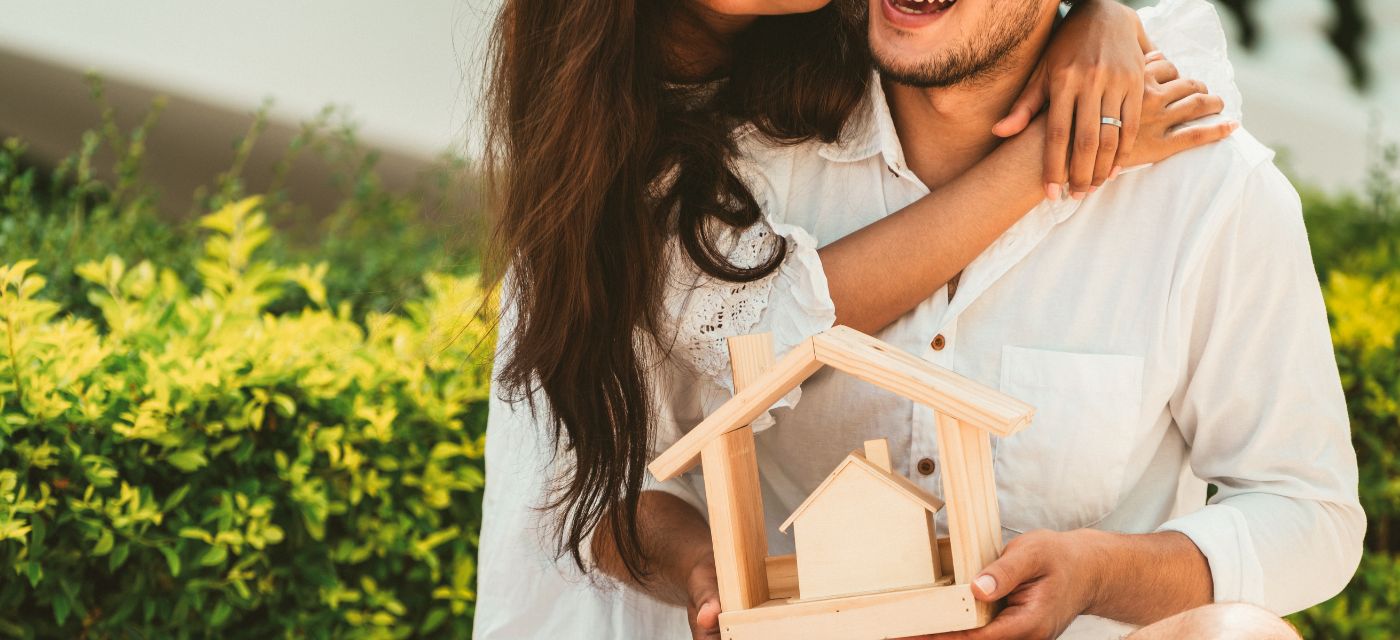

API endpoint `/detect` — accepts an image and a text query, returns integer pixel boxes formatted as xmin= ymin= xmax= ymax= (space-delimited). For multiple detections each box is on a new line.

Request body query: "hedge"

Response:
xmin=0 ymin=197 xmax=493 ymax=638
xmin=1286 ymin=154 xmax=1400 ymax=638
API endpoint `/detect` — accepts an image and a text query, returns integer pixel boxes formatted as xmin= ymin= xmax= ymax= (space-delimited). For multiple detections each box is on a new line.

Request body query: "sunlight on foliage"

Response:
xmin=0 ymin=198 xmax=494 ymax=638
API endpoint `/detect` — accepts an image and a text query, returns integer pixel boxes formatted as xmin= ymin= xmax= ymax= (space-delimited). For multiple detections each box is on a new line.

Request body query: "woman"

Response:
xmin=475 ymin=1 xmax=1234 ymax=638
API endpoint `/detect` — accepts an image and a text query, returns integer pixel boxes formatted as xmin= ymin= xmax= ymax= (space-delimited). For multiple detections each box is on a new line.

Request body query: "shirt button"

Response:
xmin=931 ymin=334 xmax=946 ymax=351
xmin=917 ymin=458 xmax=936 ymax=475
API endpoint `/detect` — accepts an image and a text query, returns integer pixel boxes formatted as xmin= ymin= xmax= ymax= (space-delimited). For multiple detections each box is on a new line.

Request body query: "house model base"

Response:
xmin=647 ymin=328 xmax=1036 ymax=640
xmin=719 ymin=581 xmax=985 ymax=640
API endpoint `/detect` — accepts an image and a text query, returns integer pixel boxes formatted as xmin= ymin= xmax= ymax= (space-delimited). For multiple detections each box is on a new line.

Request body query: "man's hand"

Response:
xmin=685 ymin=553 xmax=722 ymax=639
xmin=904 ymin=529 xmax=1211 ymax=639
xmin=933 ymin=530 xmax=1099 ymax=640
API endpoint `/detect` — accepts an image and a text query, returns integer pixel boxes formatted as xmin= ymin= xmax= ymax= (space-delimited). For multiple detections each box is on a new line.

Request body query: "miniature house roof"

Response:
xmin=648 ymin=326 xmax=1036 ymax=482
xmin=778 ymin=443 xmax=944 ymax=533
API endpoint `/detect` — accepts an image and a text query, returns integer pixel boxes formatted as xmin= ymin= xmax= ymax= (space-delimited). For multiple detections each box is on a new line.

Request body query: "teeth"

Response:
xmin=893 ymin=0 xmax=954 ymax=13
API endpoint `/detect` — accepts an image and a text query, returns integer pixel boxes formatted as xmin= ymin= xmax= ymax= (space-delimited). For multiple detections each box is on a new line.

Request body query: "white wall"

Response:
xmin=0 ymin=0 xmax=1395 ymax=190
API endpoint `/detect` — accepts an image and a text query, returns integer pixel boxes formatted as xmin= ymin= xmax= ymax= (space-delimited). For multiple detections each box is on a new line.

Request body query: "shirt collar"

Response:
xmin=818 ymin=70 xmax=905 ymax=170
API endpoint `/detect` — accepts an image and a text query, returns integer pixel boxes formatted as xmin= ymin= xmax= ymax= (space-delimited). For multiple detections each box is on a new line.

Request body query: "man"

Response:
xmin=596 ymin=0 xmax=1364 ymax=637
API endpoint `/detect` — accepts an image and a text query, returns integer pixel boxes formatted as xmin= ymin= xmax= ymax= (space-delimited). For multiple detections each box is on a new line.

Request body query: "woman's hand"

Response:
xmin=1118 ymin=55 xmax=1236 ymax=168
xmin=684 ymin=554 xmax=722 ymax=639
xmin=993 ymin=0 xmax=1151 ymax=200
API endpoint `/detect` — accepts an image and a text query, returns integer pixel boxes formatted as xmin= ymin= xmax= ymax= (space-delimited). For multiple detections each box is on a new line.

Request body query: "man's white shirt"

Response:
xmin=473 ymin=1 xmax=1364 ymax=638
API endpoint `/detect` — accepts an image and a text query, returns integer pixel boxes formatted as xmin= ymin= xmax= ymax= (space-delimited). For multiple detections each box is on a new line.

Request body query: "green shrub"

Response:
xmin=0 ymin=197 xmax=493 ymax=638
xmin=0 ymin=77 xmax=477 ymax=324
xmin=1288 ymin=146 xmax=1400 ymax=639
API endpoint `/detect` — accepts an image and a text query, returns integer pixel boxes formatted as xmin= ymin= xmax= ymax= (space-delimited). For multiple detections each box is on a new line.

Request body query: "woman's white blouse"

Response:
xmin=472 ymin=2 xmax=1363 ymax=638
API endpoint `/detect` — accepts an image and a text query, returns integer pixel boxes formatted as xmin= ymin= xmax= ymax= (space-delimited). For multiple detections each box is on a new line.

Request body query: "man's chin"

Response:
xmin=872 ymin=49 xmax=984 ymax=89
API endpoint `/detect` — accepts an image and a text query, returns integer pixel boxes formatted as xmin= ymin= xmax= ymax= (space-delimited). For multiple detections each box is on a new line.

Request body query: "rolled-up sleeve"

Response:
xmin=1160 ymin=160 xmax=1365 ymax=613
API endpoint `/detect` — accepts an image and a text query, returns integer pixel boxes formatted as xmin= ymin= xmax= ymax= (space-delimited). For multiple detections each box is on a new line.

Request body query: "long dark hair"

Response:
xmin=483 ymin=0 xmax=868 ymax=580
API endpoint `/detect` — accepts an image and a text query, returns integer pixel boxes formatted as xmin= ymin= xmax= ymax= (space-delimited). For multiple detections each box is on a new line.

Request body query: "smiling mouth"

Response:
xmin=889 ymin=0 xmax=957 ymax=15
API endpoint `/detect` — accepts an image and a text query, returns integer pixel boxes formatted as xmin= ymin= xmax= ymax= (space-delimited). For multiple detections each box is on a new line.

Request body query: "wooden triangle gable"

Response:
xmin=647 ymin=326 xmax=1035 ymax=482
xmin=778 ymin=450 xmax=945 ymax=533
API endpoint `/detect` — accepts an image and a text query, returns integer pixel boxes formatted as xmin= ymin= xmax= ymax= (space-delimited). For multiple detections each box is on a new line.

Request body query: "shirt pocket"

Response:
xmin=994 ymin=346 xmax=1144 ymax=533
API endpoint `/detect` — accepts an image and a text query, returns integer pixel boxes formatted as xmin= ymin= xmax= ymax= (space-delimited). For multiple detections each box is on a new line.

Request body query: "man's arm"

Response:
xmin=924 ymin=529 xmax=1211 ymax=639
xmin=934 ymin=158 xmax=1364 ymax=640
xmin=593 ymin=491 xmax=722 ymax=639
xmin=1154 ymin=159 xmax=1364 ymax=612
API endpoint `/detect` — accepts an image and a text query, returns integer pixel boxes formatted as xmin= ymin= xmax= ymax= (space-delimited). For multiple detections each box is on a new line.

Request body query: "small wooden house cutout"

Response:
xmin=648 ymin=326 xmax=1035 ymax=640
xmin=779 ymin=439 xmax=946 ymax=601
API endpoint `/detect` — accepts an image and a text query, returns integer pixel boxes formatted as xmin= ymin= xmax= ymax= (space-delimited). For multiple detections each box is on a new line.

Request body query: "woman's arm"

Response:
xmin=823 ymin=57 xmax=1234 ymax=334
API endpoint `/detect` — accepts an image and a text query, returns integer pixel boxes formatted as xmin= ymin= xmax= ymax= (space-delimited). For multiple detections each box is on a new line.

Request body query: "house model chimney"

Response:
xmin=863 ymin=439 xmax=892 ymax=472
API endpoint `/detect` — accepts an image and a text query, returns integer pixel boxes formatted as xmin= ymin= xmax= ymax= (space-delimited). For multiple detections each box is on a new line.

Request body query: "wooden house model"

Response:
xmin=648 ymin=326 xmax=1035 ymax=640
xmin=779 ymin=438 xmax=946 ymax=601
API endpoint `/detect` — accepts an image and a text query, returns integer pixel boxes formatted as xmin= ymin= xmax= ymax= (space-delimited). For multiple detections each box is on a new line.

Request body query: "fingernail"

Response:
xmin=1071 ymin=190 xmax=1085 ymax=200
xmin=1045 ymin=183 xmax=1060 ymax=200
xmin=1109 ymin=166 xmax=1122 ymax=180
xmin=974 ymin=574 xmax=997 ymax=595
xmin=1227 ymin=121 xmax=1240 ymax=132
xmin=1145 ymin=50 xmax=1163 ymax=61
xmin=1088 ymin=185 xmax=1098 ymax=194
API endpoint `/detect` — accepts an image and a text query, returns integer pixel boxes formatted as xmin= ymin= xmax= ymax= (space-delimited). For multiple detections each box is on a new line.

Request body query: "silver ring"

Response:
xmin=1101 ymin=116 xmax=1123 ymax=128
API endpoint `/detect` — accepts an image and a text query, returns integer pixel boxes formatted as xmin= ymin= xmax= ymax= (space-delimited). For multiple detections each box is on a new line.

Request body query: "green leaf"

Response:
xmin=163 ymin=484 xmax=192 ymax=511
xmin=109 ymin=542 xmax=130 ymax=572
xmin=52 ymin=595 xmax=70 ymax=626
xmin=28 ymin=515 xmax=46 ymax=558
xmin=159 ymin=546 xmax=181 ymax=577
xmin=92 ymin=528 xmax=114 ymax=556
xmin=421 ymin=607 xmax=450 ymax=634
xmin=179 ymin=528 xmax=213 ymax=544
xmin=198 ymin=545 xmax=228 ymax=567
xmin=166 ymin=449 xmax=208 ymax=472
xmin=210 ymin=601 xmax=233 ymax=627
xmin=26 ymin=560 xmax=42 ymax=588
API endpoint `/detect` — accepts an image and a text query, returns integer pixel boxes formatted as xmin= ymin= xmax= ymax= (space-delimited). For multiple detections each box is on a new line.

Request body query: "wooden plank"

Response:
xmin=937 ymin=535 xmax=953 ymax=580
xmin=926 ymin=515 xmax=944 ymax=580
xmin=650 ymin=339 xmax=821 ymax=481
xmin=812 ymin=326 xmax=1034 ymax=437
xmin=718 ymin=584 xmax=980 ymax=640
xmin=765 ymin=554 xmax=798 ymax=600
xmin=703 ymin=334 xmax=776 ymax=612
xmin=788 ymin=470 xmax=940 ymax=601
xmin=934 ymin=413 xmax=1002 ymax=626
xmin=862 ymin=439 xmax=891 ymax=472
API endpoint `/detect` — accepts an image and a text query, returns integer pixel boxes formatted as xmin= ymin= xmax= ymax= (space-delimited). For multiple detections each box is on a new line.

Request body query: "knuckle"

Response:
xmin=1191 ymin=79 xmax=1209 ymax=94
xmin=1076 ymin=135 xmax=1099 ymax=153
xmin=1099 ymin=134 xmax=1119 ymax=153
xmin=1047 ymin=125 xmax=1071 ymax=143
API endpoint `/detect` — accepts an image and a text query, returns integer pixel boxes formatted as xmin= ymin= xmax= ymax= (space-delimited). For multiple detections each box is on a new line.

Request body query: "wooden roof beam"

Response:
xmin=649 ymin=338 xmax=821 ymax=481
xmin=811 ymin=327 xmax=1034 ymax=437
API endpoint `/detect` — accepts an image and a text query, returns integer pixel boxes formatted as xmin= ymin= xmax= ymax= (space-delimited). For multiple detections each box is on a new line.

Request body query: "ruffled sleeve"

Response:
xmin=659 ymin=151 xmax=836 ymax=430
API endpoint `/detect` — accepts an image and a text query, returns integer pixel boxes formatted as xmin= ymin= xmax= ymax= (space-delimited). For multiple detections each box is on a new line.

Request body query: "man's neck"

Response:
xmin=885 ymin=10 xmax=1059 ymax=190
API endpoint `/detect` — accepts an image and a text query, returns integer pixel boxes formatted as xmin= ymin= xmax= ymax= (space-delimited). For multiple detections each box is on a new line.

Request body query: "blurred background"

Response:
xmin=0 ymin=1 xmax=1396 ymax=638
xmin=3 ymin=0 xmax=1397 ymax=193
